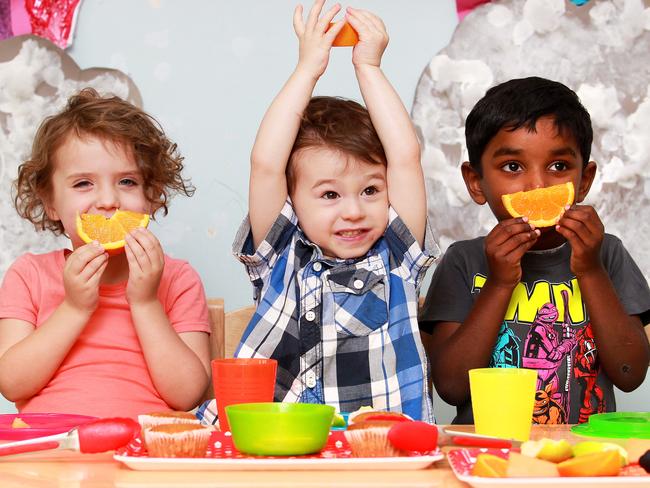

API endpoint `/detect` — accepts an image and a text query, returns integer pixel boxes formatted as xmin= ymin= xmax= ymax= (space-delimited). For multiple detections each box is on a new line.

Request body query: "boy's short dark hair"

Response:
xmin=287 ymin=96 xmax=386 ymax=193
xmin=465 ymin=76 xmax=593 ymax=173
xmin=14 ymin=88 xmax=194 ymax=234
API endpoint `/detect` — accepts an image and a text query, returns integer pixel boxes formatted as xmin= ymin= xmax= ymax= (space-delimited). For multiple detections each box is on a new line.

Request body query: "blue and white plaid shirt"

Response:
xmin=230 ymin=199 xmax=440 ymax=421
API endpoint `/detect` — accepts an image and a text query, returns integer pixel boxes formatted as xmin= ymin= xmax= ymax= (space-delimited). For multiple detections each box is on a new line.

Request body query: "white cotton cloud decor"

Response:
xmin=412 ymin=0 xmax=650 ymax=279
xmin=0 ymin=35 xmax=141 ymax=277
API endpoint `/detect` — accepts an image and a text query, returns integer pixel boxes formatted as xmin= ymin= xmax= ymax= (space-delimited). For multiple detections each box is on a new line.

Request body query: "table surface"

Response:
xmin=0 ymin=425 xmax=614 ymax=488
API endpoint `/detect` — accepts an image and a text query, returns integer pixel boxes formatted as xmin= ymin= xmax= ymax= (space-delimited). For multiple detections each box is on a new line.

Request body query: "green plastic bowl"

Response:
xmin=225 ymin=402 xmax=335 ymax=456
xmin=571 ymin=412 xmax=650 ymax=440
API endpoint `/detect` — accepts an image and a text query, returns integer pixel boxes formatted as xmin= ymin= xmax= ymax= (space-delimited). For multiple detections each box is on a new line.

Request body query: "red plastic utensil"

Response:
xmin=388 ymin=421 xmax=439 ymax=452
xmin=0 ymin=417 xmax=140 ymax=457
xmin=443 ymin=428 xmax=516 ymax=449
xmin=451 ymin=435 xmax=512 ymax=449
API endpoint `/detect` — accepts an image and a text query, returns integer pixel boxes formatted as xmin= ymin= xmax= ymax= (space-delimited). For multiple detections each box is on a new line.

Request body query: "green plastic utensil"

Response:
xmin=571 ymin=412 xmax=650 ymax=439
xmin=225 ymin=402 xmax=335 ymax=456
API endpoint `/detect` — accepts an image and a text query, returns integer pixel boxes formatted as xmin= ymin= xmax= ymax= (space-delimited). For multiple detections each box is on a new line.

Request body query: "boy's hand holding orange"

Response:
xmin=344 ymin=7 xmax=388 ymax=68
xmin=293 ymin=1 xmax=343 ymax=78
xmin=484 ymin=218 xmax=540 ymax=289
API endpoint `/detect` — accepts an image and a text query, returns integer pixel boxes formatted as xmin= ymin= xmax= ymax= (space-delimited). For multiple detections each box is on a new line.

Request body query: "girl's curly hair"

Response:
xmin=14 ymin=88 xmax=194 ymax=234
xmin=286 ymin=96 xmax=387 ymax=193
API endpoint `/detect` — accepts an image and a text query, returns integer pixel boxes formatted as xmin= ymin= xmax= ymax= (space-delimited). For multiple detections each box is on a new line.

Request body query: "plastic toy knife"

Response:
xmin=0 ymin=417 xmax=140 ymax=457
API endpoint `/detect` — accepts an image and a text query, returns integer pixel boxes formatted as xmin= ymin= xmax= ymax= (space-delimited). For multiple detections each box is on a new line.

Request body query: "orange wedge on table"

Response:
xmin=76 ymin=210 xmax=150 ymax=253
xmin=471 ymin=453 xmax=507 ymax=477
xmin=557 ymin=450 xmax=622 ymax=477
xmin=501 ymin=182 xmax=574 ymax=228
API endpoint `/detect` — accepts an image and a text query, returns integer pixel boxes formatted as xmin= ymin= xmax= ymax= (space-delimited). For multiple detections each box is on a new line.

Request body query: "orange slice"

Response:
xmin=329 ymin=22 xmax=359 ymax=47
xmin=501 ymin=182 xmax=574 ymax=227
xmin=471 ymin=453 xmax=507 ymax=477
xmin=76 ymin=210 xmax=150 ymax=252
xmin=557 ymin=450 xmax=622 ymax=477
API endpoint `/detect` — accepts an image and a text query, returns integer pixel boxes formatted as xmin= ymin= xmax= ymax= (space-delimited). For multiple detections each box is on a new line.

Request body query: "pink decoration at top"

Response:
xmin=10 ymin=0 xmax=82 ymax=48
xmin=456 ymin=0 xmax=492 ymax=20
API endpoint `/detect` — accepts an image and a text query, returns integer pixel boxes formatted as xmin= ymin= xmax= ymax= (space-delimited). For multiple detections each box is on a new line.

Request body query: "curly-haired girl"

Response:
xmin=0 ymin=88 xmax=211 ymax=418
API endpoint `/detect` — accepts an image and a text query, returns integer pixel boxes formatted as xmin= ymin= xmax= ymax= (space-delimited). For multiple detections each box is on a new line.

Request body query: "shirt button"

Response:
xmin=305 ymin=310 xmax=316 ymax=321
xmin=312 ymin=262 xmax=322 ymax=272
xmin=306 ymin=372 xmax=317 ymax=388
xmin=353 ymin=279 xmax=364 ymax=289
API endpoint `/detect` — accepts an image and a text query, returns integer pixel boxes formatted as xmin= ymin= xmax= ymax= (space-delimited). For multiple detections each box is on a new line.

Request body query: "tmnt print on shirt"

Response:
xmin=476 ymin=274 xmax=603 ymax=424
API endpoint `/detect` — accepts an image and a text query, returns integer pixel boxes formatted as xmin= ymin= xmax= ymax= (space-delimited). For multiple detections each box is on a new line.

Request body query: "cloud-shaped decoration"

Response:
xmin=0 ymin=34 xmax=141 ymax=277
xmin=412 ymin=0 xmax=650 ymax=278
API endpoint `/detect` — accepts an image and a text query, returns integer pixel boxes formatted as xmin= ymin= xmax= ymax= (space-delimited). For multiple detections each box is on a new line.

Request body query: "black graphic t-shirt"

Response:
xmin=420 ymin=234 xmax=650 ymax=424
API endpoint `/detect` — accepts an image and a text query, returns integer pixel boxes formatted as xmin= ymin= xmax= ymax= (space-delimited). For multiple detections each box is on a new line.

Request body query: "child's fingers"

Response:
xmin=496 ymin=230 xmax=539 ymax=258
xmin=133 ymin=229 xmax=164 ymax=268
xmin=67 ymin=242 xmax=105 ymax=275
xmin=125 ymin=233 xmax=150 ymax=272
xmin=562 ymin=205 xmax=603 ymax=236
xmin=346 ymin=7 xmax=383 ymax=33
xmin=124 ymin=240 xmax=143 ymax=275
xmin=293 ymin=4 xmax=305 ymax=37
xmin=305 ymin=0 xmax=326 ymax=31
xmin=344 ymin=9 xmax=371 ymax=35
xmin=505 ymin=235 xmax=540 ymax=261
xmin=488 ymin=219 xmax=536 ymax=248
xmin=555 ymin=220 xmax=589 ymax=250
xmin=315 ymin=3 xmax=342 ymax=33
xmin=323 ymin=18 xmax=346 ymax=44
xmin=78 ymin=252 xmax=109 ymax=282
xmin=87 ymin=257 xmax=109 ymax=286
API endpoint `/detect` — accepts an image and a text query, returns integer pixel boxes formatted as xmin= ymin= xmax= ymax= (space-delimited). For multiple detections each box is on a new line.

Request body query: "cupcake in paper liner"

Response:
xmin=344 ymin=420 xmax=406 ymax=457
xmin=138 ymin=411 xmax=200 ymax=430
xmin=144 ymin=424 xmax=212 ymax=458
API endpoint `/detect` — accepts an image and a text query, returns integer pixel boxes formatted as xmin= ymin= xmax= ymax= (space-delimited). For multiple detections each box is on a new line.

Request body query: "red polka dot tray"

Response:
xmin=114 ymin=430 xmax=443 ymax=471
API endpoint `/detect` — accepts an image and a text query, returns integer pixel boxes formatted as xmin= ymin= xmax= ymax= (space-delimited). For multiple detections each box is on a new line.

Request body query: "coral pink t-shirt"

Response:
xmin=0 ymin=250 xmax=210 ymax=419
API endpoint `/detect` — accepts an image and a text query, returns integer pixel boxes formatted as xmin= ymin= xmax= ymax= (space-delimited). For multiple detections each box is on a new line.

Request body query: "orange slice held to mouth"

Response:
xmin=328 ymin=22 xmax=359 ymax=47
xmin=76 ymin=210 xmax=150 ymax=253
xmin=501 ymin=182 xmax=575 ymax=228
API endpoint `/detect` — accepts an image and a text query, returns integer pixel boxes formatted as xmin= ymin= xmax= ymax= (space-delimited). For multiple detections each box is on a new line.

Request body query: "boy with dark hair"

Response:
xmin=420 ymin=76 xmax=650 ymax=424
xmin=210 ymin=0 xmax=440 ymax=422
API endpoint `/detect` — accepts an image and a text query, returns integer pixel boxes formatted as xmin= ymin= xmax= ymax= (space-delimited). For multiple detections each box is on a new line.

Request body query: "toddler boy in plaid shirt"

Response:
xmin=200 ymin=0 xmax=440 ymax=423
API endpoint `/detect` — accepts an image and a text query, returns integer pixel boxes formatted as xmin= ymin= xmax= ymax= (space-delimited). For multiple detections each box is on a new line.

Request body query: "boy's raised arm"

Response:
xmin=249 ymin=1 xmax=344 ymax=248
xmin=347 ymin=8 xmax=426 ymax=246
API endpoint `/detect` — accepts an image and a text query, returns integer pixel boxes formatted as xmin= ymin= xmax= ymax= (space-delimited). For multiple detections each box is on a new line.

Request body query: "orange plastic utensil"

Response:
xmin=328 ymin=22 xmax=358 ymax=47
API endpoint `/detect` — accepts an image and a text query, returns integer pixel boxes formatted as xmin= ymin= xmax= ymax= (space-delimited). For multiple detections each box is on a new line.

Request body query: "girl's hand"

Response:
xmin=125 ymin=228 xmax=164 ymax=305
xmin=556 ymin=204 xmax=605 ymax=277
xmin=293 ymin=0 xmax=344 ymax=78
xmin=485 ymin=218 xmax=540 ymax=289
xmin=346 ymin=7 xmax=388 ymax=68
xmin=63 ymin=242 xmax=108 ymax=314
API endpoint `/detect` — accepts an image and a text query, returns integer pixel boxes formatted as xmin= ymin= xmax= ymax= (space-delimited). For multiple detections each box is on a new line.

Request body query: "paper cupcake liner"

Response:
xmin=144 ymin=426 xmax=211 ymax=458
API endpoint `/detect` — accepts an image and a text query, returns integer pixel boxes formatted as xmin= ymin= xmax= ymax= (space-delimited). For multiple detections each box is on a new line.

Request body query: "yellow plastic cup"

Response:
xmin=469 ymin=368 xmax=537 ymax=442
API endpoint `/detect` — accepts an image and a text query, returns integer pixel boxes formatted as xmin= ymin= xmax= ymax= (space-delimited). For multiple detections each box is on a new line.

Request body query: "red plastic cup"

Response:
xmin=211 ymin=358 xmax=277 ymax=431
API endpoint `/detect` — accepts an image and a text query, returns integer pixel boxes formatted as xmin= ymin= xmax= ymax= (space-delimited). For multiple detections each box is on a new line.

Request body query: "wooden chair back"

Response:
xmin=224 ymin=305 xmax=256 ymax=358
xmin=206 ymin=299 xmax=255 ymax=361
